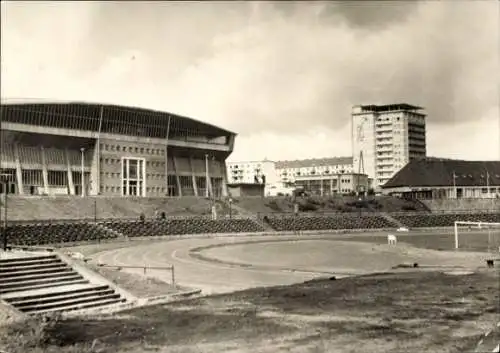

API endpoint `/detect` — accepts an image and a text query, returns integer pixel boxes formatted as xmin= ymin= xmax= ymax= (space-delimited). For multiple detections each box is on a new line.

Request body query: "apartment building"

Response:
xmin=351 ymin=103 xmax=426 ymax=190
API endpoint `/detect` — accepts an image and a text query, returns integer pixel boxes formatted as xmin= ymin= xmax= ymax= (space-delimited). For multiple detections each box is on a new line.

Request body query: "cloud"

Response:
xmin=1 ymin=1 xmax=498 ymax=160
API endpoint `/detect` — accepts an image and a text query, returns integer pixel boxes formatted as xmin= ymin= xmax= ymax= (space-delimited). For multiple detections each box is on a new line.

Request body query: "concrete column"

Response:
xmin=171 ymin=154 xmax=183 ymax=197
xmin=206 ymin=158 xmax=214 ymax=197
xmin=221 ymin=161 xmax=229 ymax=197
xmin=65 ymin=149 xmax=75 ymax=195
xmin=90 ymin=142 xmax=100 ymax=196
xmin=189 ymin=157 xmax=199 ymax=196
xmin=40 ymin=146 xmax=49 ymax=195
xmin=13 ymin=144 xmax=23 ymax=195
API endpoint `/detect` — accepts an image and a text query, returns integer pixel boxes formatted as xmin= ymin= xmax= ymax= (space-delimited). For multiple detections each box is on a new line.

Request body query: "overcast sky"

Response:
xmin=1 ymin=1 xmax=499 ymax=162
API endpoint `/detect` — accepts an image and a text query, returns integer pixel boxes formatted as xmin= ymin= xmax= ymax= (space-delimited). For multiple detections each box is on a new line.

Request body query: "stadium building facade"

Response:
xmin=0 ymin=102 xmax=235 ymax=198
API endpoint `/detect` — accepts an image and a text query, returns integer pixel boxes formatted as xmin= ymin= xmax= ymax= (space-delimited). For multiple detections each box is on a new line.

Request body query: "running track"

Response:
xmin=91 ymin=229 xmax=487 ymax=294
xmin=91 ymin=231 xmax=499 ymax=351
xmin=93 ymin=235 xmax=340 ymax=294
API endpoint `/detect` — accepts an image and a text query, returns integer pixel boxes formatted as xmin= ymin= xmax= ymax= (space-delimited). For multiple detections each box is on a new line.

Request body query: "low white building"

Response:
xmin=226 ymin=159 xmax=292 ymax=196
xmin=294 ymin=172 xmax=370 ymax=196
xmin=227 ymin=157 xmax=362 ymax=197
xmin=275 ymin=157 xmax=354 ymax=185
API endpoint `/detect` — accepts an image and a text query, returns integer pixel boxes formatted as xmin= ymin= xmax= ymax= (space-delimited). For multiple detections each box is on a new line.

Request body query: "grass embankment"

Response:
xmin=88 ymin=263 xmax=179 ymax=298
xmin=0 ymin=270 xmax=497 ymax=353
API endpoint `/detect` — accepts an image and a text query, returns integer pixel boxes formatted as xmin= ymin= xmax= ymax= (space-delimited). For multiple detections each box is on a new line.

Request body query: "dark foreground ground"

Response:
xmin=1 ymin=269 xmax=498 ymax=353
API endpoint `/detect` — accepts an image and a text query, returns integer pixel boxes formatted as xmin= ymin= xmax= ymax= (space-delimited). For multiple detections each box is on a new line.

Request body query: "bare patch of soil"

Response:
xmin=2 ymin=270 xmax=496 ymax=353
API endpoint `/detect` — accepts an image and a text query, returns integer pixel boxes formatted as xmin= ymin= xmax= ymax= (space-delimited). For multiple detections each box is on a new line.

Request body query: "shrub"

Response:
xmin=298 ymin=203 xmax=318 ymax=212
xmin=265 ymin=200 xmax=282 ymax=212
xmin=0 ymin=313 xmax=63 ymax=352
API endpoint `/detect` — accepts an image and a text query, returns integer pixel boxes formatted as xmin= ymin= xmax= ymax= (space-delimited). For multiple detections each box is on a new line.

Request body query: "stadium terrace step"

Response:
xmin=32 ymin=297 xmax=127 ymax=315
xmin=17 ymin=292 xmax=122 ymax=313
xmin=0 ymin=258 xmax=61 ymax=269
xmin=1 ymin=283 xmax=109 ymax=301
xmin=6 ymin=287 xmax=115 ymax=308
xmin=0 ymin=266 xmax=73 ymax=279
xmin=0 ymin=273 xmax=85 ymax=292
xmin=0 ymin=254 xmax=58 ymax=265
xmin=0 ymin=262 xmax=68 ymax=274
xmin=0 ymin=278 xmax=90 ymax=295
xmin=0 ymin=269 xmax=76 ymax=283
xmin=0 ymin=253 xmax=129 ymax=315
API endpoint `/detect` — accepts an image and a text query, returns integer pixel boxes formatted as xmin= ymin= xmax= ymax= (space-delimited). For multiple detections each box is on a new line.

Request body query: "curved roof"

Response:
xmin=0 ymin=100 xmax=235 ymax=138
xmin=383 ymin=159 xmax=500 ymax=188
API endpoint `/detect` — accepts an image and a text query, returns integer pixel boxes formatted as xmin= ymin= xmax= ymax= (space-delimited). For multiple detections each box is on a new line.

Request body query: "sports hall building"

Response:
xmin=381 ymin=158 xmax=500 ymax=199
xmin=0 ymin=101 xmax=235 ymax=198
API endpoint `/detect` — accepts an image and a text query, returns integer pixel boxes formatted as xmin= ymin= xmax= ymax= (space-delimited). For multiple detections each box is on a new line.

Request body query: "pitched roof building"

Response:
xmin=382 ymin=158 xmax=500 ymax=199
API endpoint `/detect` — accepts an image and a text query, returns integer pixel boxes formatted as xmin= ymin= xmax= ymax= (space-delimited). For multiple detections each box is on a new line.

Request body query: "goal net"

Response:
xmin=454 ymin=221 xmax=500 ymax=252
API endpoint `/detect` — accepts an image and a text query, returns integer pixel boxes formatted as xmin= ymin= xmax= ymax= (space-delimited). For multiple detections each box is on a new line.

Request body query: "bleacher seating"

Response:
xmin=102 ymin=218 xmax=265 ymax=238
xmin=4 ymin=209 xmax=500 ymax=248
xmin=394 ymin=212 xmax=500 ymax=228
xmin=5 ymin=222 xmax=118 ymax=246
xmin=263 ymin=214 xmax=395 ymax=231
xmin=3 ymin=218 xmax=265 ymax=246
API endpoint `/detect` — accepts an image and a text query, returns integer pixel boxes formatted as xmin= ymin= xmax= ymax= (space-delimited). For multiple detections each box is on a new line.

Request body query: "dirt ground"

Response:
xmin=1 ymin=269 xmax=498 ymax=353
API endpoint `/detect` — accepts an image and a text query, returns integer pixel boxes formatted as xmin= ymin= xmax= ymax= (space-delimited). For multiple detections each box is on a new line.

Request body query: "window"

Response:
xmin=121 ymin=157 xmax=146 ymax=196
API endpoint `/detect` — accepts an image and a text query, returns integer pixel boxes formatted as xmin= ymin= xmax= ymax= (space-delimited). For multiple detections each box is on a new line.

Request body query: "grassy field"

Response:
xmin=342 ymin=231 xmax=500 ymax=253
xmin=0 ymin=270 xmax=498 ymax=353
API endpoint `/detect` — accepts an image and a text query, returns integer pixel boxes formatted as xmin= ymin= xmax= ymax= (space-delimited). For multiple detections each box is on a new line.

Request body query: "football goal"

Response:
xmin=454 ymin=221 xmax=500 ymax=252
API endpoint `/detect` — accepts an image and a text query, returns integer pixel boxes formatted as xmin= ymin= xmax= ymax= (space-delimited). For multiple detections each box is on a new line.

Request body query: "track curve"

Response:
xmin=93 ymin=235 xmax=334 ymax=294
xmin=91 ymin=230 xmax=489 ymax=295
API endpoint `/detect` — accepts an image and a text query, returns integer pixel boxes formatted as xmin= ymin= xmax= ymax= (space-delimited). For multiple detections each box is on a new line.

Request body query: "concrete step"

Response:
xmin=0 ymin=274 xmax=85 ymax=294
xmin=1 ymin=283 xmax=104 ymax=300
xmin=2 ymin=269 xmax=77 ymax=284
xmin=0 ymin=262 xmax=67 ymax=274
xmin=0 ymin=266 xmax=72 ymax=279
xmin=20 ymin=292 xmax=122 ymax=313
xmin=32 ymin=297 xmax=127 ymax=315
xmin=0 ymin=257 xmax=62 ymax=268
xmin=0 ymin=254 xmax=58 ymax=264
xmin=7 ymin=286 xmax=114 ymax=307
xmin=0 ymin=279 xmax=90 ymax=295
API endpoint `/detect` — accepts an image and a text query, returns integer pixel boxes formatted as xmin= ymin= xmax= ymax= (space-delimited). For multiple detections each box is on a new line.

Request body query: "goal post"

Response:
xmin=454 ymin=221 xmax=500 ymax=251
